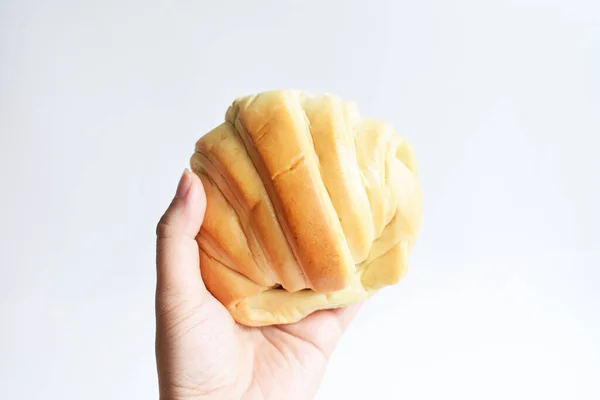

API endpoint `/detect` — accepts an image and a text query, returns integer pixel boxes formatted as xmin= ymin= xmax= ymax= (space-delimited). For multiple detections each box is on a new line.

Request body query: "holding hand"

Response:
xmin=155 ymin=170 xmax=359 ymax=400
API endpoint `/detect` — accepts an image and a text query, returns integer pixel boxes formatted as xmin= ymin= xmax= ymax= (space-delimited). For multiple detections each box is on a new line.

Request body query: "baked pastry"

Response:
xmin=190 ymin=90 xmax=422 ymax=326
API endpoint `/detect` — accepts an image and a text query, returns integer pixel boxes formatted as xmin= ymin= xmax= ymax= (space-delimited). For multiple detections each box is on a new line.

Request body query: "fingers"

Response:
xmin=276 ymin=303 xmax=362 ymax=358
xmin=156 ymin=169 xmax=207 ymax=300
xmin=328 ymin=303 xmax=362 ymax=332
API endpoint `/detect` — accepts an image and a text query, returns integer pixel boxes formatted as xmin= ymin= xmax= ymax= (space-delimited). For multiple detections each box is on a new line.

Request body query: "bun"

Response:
xmin=190 ymin=90 xmax=421 ymax=326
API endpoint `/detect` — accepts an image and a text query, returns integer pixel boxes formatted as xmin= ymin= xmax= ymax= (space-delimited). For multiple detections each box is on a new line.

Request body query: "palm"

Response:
xmin=247 ymin=321 xmax=334 ymax=399
xmin=156 ymin=288 xmax=357 ymax=400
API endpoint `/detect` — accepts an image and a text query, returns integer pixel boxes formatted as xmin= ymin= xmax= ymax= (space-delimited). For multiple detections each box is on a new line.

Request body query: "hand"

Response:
xmin=155 ymin=170 xmax=359 ymax=400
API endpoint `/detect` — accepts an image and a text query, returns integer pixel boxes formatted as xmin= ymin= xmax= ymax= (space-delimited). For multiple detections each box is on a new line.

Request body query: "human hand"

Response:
xmin=155 ymin=169 xmax=359 ymax=400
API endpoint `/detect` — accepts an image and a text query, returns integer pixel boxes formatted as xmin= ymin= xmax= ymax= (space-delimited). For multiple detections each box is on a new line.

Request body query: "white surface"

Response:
xmin=1 ymin=1 xmax=599 ymax=399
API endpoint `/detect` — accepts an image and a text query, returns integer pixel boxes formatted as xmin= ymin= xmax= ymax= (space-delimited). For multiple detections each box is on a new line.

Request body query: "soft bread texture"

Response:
xmin=190 ymin=90 xmax=422 ymax=326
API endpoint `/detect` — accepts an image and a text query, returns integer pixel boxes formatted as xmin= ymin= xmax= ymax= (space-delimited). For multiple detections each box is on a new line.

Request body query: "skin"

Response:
xmin=155 ymin=169 xmax=359 ymax=400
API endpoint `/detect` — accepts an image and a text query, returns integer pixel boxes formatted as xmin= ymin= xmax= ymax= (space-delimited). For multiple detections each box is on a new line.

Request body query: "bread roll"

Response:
xmin=190 ymin=90 xmax=421 ymax=326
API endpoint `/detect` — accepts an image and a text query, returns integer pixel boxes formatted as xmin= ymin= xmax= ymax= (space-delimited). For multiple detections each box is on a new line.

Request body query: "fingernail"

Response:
xmin=175 ymin=169 xmax=192 ymax=198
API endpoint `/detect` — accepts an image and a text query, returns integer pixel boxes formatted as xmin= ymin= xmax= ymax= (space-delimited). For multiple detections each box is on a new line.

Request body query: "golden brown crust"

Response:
xmin=228 ymin=91 xmax=354 ymax=293
xmin=190 ymin=90 xmax=422 ymax=326
xmin=192 ymin=122 xmax=305 ymax=291
xmin=301 ymin=94 xmax=374 ymax=264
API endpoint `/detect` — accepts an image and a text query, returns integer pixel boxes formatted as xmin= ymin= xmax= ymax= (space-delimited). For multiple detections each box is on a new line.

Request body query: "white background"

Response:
xmin=1 ymin=1 xmax=599 ymax=399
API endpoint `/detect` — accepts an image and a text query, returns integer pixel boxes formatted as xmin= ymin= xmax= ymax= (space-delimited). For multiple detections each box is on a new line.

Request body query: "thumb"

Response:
xmin=156 ymin=169 xmax=207 ymax=301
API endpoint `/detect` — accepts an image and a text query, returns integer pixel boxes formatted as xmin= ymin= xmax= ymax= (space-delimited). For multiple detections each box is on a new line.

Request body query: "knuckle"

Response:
xmin=156 ymin=214 xmax=174 ymax=239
